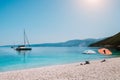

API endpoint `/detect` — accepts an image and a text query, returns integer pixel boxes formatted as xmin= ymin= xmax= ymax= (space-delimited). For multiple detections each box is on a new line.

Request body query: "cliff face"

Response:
xmin=89 ymin=32 xmax=120 ymax=50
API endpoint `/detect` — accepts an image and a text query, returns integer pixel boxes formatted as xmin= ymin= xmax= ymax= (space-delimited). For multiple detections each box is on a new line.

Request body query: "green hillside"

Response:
xmin=89 ymin=32 xmax=120 ymax=50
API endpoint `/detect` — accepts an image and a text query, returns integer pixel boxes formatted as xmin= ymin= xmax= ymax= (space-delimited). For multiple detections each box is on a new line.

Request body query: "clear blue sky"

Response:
xmin=0 ymin=0 xmax=120 ymax=45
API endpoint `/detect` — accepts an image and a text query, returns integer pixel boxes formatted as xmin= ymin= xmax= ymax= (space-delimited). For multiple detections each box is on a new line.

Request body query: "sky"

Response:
xmin=0 ymin=0 xmax=120 ymax=45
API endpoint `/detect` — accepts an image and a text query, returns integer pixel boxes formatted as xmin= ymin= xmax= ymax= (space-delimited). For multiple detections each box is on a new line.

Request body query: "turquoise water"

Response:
xmin=0 ymin=47 xmax=119 ymax=72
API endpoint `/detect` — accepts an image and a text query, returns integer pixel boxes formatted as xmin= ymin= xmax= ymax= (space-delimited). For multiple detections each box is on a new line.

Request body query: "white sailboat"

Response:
xmin=16 ymin=30 xmax=32 ymax=51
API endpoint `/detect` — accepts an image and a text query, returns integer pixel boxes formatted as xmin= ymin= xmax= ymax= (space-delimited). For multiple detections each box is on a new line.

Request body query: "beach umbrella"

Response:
xmin=98 ymin=48 xmax=112 ymax=55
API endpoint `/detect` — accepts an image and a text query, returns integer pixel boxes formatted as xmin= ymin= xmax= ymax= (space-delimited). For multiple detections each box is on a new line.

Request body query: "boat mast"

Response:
xmin=24 ymin=29 xmax=26 ymax=46
xmin=24 ymin=29 xmax=30 ymax=47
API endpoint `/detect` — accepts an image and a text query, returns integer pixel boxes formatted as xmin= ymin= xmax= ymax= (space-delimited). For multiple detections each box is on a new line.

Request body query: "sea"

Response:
xmin=0 ymin=47 xmax=120 ymax=72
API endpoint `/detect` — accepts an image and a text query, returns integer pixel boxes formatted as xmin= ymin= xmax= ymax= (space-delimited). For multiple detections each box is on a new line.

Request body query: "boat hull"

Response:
xmin=16 ymin=47 xmax=32 ymax=51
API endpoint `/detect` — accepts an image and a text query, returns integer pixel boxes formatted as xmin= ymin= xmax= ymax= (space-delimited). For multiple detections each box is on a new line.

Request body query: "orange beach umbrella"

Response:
xmin=98 ymin=48 xmax=112 ymax=55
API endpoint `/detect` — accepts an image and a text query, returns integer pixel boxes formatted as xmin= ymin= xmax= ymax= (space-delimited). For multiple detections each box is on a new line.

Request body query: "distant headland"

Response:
xmin=89 ymin=32 xmax=120 ymax=50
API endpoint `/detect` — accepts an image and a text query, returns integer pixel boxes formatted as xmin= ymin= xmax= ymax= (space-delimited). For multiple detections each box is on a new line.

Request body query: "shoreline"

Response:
xmin=0 ymin=57 xmax=120 ymax=80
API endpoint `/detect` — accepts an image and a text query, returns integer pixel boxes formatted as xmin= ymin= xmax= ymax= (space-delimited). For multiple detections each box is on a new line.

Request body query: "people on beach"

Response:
xmin=103 ymin=49 xmax=106 ymax=54
xmin=80 ymin=61 xmax=90 ymax=65
xmin=101 ymin=59 xmax=106 ymax=62
xmin=84 ymin=61 xmax=90 ymax=65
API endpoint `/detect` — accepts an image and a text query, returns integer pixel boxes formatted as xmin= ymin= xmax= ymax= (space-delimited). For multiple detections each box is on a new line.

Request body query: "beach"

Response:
xmin=0 ymin=58 xmax=120 ymax=80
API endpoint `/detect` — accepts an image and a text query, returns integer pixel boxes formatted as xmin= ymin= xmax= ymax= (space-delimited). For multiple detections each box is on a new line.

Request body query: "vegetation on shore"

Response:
xmin=89 ymin=32 xmax=120 ymax=50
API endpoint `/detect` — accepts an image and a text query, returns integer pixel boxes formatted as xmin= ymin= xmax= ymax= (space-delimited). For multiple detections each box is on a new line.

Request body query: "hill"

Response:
xmin=89 ymin=32 xmax=120 ymax=50
xmin=28 ymin=39 xmax=99 ymax=47
xmin=0 ymin=39 xmax=100 ymax=47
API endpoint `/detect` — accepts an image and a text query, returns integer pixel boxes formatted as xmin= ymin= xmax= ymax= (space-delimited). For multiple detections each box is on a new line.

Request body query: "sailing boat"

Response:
xmin=16 ymin=30 xmax=32 ymax=51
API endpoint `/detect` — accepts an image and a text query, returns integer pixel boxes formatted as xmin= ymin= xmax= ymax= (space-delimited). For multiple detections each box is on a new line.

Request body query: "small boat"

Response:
xmin=98 ymin=48 xmax=112 ymax=55
xmin=83 ymin=50 xmax=96 ymax=54
xmin=15 ymin=30 xmax=32 ymax=51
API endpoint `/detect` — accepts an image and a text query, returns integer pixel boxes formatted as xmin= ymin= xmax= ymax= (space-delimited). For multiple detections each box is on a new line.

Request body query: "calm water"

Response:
xmin=0 ymin=47 xmax=119 ymax=72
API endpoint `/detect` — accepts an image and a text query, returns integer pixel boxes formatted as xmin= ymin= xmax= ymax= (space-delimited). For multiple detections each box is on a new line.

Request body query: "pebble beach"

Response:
xmin=0 ymin=58 xmax=120 ymax=80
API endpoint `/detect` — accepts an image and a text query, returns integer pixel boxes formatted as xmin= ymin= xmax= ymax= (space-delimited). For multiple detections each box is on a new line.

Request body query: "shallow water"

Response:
xmin=0 ymin=47 xmax=119 ymax=72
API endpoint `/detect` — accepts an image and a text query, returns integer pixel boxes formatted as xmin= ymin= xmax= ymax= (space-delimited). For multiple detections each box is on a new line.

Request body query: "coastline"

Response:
xmin=0 ymin=57 xmax=120 ymax=80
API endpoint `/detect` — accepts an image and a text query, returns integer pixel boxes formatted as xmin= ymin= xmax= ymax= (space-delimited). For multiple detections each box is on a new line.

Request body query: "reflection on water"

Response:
xmin=16 ymin=50 xmax=31 ymax=63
